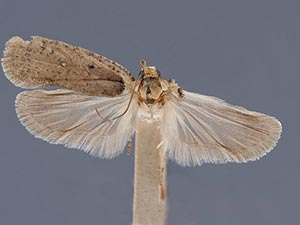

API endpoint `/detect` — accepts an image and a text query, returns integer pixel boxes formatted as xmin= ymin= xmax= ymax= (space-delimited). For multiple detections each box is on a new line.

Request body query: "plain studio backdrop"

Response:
xmin=0 ymin=1 xmax=298 ymax=225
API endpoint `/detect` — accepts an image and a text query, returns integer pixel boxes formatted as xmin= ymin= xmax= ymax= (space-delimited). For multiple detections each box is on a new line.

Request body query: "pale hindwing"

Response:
xmin=161 ymin=91 xmax=282 ymax=166
xmin=16 ymin=89 xmax=137 ymax=158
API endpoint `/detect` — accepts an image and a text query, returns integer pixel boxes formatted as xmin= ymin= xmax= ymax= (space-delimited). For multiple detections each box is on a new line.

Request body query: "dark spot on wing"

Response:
xmin=178 ymin=88 xmax=184 ymax=98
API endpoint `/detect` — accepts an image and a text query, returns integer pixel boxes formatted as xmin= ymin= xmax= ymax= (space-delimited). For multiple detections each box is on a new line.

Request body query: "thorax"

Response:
xmin=137 ymin=76 xmax=167 ymax=105
xmin=135 ymin=76 xmax=183 ymax=121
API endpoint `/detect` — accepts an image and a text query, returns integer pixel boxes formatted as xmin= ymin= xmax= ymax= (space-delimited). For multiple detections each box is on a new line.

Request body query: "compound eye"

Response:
xmin=156 ymin=69 xmax=161 ymax=76
xmin=139 ymin=70 xmax=145 ymax=78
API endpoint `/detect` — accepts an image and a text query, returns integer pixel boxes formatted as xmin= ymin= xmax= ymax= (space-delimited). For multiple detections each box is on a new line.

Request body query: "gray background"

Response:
xmin=0 ymin=0 xmax=298 ymax=225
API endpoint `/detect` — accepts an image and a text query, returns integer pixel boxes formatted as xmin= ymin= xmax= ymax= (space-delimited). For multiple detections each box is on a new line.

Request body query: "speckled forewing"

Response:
xmin=2 ymin=36 xmax=134 ymax=96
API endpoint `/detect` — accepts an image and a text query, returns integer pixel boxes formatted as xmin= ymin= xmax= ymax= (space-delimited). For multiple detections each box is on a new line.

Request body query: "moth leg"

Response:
xmin=159 ymin=150 xmax=168 ymax=201
xmin=127 ymin=138 xmax=132 ymax=156
xmin=95 ymin=108 xmax=105 ymax=120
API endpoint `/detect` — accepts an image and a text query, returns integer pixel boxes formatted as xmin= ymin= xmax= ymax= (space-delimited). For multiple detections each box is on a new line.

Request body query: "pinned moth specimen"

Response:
xmin=2 ymin=36 xmax=282 ymax=166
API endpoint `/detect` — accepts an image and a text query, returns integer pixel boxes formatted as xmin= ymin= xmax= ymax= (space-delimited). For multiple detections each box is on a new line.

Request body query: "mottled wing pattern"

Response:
xmin=2 ymin=36 xmax=134 ymax=96
xmin=161 ymin=91 xmax=282 ymax=166
xmin=16 ymin=89 xmax=138 ymax=158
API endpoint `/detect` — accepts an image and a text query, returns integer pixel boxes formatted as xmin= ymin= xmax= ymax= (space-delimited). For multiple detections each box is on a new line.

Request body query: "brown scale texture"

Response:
xmin=2 ymin=36 xmax=134 ymax=96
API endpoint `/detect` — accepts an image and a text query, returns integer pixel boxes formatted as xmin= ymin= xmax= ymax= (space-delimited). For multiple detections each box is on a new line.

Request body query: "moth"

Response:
xmin=1 ymin=36 xmax=282 ymax=166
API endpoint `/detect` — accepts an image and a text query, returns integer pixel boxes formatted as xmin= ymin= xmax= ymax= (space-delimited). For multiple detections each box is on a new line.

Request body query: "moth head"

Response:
xmin=139 ymin=60 xmax=161 ymax=78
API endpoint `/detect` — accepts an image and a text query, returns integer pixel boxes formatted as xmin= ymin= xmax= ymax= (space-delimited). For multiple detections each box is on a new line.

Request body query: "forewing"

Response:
xmin=2 ymin=36 xmax=134 ymax=96
xmin=161 ymin=91 xmax=282 ymax=166
xmin=16 ymin=89 xmax=137 ymax=158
